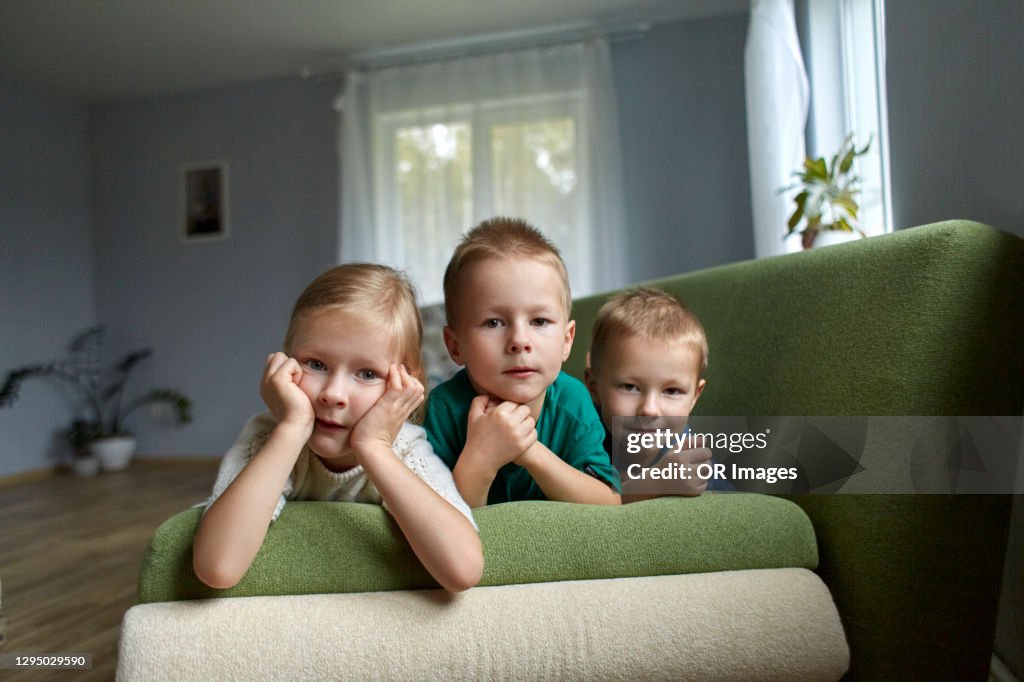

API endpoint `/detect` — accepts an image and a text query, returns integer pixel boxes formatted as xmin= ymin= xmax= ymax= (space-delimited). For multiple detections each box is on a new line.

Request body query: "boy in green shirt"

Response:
xmin=423 ymin=217 xmax=621 ymax=507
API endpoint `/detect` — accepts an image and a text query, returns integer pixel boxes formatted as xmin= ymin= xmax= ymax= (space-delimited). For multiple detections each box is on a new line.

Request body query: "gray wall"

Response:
xmin=0 ymin=79 xmax=97 ymax=477
xmin=90 ymin=77 xmax=339 ymax=458
xmin=613 ymin=14 xmax=753 ymax=281
xmin=883 ymin=7 xmax=1024 ymax=671
xmin=885 ymin=0 xmax=1024 ymax=237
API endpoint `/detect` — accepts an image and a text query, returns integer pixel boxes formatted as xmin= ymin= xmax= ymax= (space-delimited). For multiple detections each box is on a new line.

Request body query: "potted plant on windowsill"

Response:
xmin=0 ymin=326 xmax=192 ymax=473
xmin=781 ymin=134 xmax=871 ymax=249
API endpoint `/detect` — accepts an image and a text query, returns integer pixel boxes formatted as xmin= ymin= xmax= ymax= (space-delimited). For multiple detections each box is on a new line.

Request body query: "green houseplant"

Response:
xmin=782 ymin=134 xmax=871 ymax=249
xmin=0 ymin=326 xmax=192 ymax=472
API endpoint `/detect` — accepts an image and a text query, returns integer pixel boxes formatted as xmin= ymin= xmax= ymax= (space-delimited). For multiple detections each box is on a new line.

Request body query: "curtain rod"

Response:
xmin=299 ymin=20 xmax=650 ymax=81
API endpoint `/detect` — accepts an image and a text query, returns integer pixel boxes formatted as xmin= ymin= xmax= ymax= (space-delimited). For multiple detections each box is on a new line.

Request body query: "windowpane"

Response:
xmin=803 ymin=0 xmax=891 ymax=238
xmin=490 ymin=117 xmax=578 ymax=272
xmin=393 ymin=122 xmax=472 ymax=301
xmin=379 ymin=105 xmax=584 ymax=304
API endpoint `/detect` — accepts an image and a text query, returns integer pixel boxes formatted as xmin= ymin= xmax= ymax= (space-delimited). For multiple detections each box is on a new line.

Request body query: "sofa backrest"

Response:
xmin=567 ymin=221 xmax=1023 ymax=417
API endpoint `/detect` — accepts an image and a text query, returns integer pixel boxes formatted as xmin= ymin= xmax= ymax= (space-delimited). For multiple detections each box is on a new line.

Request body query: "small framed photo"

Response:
xmin=180 ymin=161 xmax=229 ymax=242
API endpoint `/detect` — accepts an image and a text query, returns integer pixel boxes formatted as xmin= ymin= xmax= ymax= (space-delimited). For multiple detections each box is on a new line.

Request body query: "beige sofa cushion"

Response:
xmin=119 ymin=567 xmax=848 ymax=681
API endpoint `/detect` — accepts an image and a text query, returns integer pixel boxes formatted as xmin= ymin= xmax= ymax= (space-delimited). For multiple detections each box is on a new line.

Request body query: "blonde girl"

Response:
xmin=193 ymin=264 xmax=483 ymax=592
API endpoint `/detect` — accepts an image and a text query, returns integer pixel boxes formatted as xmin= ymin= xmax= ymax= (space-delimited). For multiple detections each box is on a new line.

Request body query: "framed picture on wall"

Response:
xmin=180 ymin=161 xmax=229 ymax=242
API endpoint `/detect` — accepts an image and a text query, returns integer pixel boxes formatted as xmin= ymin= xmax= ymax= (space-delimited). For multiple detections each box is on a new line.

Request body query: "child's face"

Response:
xmin=444 ymin=256 xmax=575 ymax=413
xmin=587 ymin=333 xmax=705 ymax=432
xmin=288 ymin=309 xmax=397 ymax=468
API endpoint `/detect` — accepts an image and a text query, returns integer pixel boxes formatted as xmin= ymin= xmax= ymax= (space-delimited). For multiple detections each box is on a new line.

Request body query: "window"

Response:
xmin=338 ymin=40 xmax=627 ymax=306
xmin=374 ymin=94 xmax=585 ymax=304
xmin=803 ymin=0 xmax=892 ymax=237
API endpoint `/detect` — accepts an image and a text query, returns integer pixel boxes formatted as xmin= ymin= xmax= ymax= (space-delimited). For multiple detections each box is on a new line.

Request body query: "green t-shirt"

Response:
xmin=423 ymin=369 xmax=621 ymax=504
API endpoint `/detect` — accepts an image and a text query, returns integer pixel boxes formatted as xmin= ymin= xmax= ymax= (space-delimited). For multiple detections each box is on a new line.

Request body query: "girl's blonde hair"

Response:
xmin=284 ymin=263 xmax=426 ymax=420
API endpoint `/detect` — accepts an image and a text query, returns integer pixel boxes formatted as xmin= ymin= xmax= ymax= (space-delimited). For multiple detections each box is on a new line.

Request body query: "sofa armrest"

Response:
xmin=122 ymin=569 xmax=849 ymax=682
xmin=140 ymin=494 xmax=816 ymax=602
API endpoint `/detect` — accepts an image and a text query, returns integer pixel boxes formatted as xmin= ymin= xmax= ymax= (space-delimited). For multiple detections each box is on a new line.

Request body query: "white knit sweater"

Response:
xmin=205 ymin=412 xmax=475 ymax=527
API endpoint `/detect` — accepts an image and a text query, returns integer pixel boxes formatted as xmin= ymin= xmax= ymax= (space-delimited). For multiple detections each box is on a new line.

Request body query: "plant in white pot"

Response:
xmin=0 ymin=326 xmax=192 ymax=472
xmin=782 ymin=134 xmax=872 ymax=249
xmin=66 ymin=419 xmax=102 ymax=476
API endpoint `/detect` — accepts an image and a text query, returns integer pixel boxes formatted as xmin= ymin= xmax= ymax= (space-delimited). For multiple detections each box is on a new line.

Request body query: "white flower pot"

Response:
xmin=812 ymin=230 xmax=864 ymax=248
xmin=89 ymin=436 xmax=137 ymax=472
xmin=70 ymin=455 xmax=101 ymax=477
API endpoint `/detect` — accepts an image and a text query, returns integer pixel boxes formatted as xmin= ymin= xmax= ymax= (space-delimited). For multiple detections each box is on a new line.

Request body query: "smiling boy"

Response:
xmin=423 ymin=217 xmax=621 ymax=507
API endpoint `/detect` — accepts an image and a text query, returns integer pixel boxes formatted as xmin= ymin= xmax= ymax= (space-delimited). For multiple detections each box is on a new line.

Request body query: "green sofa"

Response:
xmin=568 ymin=220 xmax=1023 ymax=680
xmin=119 ymin=220 xmax=1022 ymax=681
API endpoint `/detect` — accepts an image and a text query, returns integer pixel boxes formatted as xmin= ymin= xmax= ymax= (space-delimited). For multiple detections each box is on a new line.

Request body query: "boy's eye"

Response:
xmin=484 ymin=319 xmax=504 ymax=329
xmin=305 ymin=359 xmax=327 ymax=372
xmin=619 ymin=383 xmax=639 ymax=393
xmin=531 ymin=318 xmax=552 ymax=327
xmin=664 ymin=388 xmax=686 ymax=397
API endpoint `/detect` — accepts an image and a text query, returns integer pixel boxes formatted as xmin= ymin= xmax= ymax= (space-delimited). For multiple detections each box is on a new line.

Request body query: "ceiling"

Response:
xmin=0 ymin=0 xmax=747 ymax=102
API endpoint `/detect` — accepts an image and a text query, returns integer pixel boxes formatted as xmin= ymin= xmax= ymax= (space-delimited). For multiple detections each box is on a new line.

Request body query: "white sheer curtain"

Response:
xmin=745 ymin=0 xmax=810 ymax=258
xmin=337 ymin=38 xmax=627 ymax=304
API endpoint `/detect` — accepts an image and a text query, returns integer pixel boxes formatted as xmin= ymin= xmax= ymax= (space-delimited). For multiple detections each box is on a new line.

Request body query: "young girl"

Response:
xmin=192 ymin=264 xmax=483 ymax=593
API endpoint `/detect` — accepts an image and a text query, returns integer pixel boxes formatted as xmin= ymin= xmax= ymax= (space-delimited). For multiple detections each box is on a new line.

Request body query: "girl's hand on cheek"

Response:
xmin=350 ymin=364 xmax=424 ymax=453
xmin=260 ymin=352 xmax=315 ymax=433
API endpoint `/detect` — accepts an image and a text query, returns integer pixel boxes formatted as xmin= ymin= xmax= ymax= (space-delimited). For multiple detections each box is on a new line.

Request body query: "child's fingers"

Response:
xmin=267 ymin=352 xmax=301 ymax=383
xmin=511 ymin=403 xmax=533 ymax=423
xmin=284 ymin=358 xmax=304 ymax=385
xmin=469 ymin=394 xmax=490 ymax=418
xmin=271 ymin=356 xmax=301 ymax=384
xmin=404 ymin=365 xmax=424 ymax=395
xmin=382 ymin=364 xmax=398 ymax=392
xmin=263 ymin=352 xmax=286 ymax=378
xmin=520 ymin=422 xmax=538 ymax=451
xmin=409 ymin=387 xmax=425 ymax=409
xmin=262 ymin=354 xmax=289 ymax=394
xmin=492 ymin=400 xmax=520 ymax=416
xmin=397 ymin=364 xmax=424 ymax=397
xmin=518 ymin=416 xmax=536 ymax=440
xmin=686 ymin=447 xmax=713 ymax=464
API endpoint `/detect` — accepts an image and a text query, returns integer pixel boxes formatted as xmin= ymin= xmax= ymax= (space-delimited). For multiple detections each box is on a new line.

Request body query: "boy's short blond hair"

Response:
xmin=590 ymin=287 xmax=708 ymax=377
xmin=284 ymin=264 xmax=426 ymax=416
xmin=443 ymin=217 xmax=572 ymax=326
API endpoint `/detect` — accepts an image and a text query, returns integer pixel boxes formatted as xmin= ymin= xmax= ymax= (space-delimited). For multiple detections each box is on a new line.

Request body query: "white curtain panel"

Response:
xmin=336 ymin=38 xmax=627 ymax=304
xmin=745 ymin=0 xmax=810 ymax=259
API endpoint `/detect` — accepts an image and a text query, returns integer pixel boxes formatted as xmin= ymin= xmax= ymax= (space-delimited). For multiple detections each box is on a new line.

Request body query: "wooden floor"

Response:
xmin=0 ymin=459 xmax=218 ymax=681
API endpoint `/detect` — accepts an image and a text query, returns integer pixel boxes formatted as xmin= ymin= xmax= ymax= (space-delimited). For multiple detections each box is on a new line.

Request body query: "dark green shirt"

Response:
xmin=423 ymin=369 xmax=621 ymax=504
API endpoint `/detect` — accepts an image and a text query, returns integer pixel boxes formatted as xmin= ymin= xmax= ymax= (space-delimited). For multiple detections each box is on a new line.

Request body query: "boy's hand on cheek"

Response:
xmin=261 ymin=352 xmax=315 ymax=435
xmin=351 ymin=365 xmax=425 ymax=453
xmin=464 ymin=394 xmax=537 ymax=471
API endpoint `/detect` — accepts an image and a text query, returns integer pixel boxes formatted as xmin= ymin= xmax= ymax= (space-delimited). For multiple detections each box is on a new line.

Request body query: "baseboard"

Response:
xmin=132 ymin=456 xmax=219 ymax=469
xmin=0 ymin=466 xmax=57 ymax=488
xmin=992 ymin=654 xmax=1021 ymax=682
xmin=0 ymin=458 xmax=217 ymax=487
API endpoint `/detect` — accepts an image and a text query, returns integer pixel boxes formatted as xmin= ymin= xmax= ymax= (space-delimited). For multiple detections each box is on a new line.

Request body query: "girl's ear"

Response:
xmin=442 ymin=326 xmax=465 ymax=366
